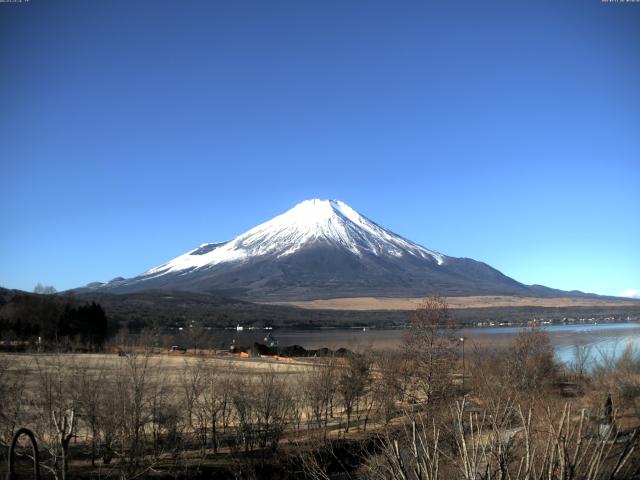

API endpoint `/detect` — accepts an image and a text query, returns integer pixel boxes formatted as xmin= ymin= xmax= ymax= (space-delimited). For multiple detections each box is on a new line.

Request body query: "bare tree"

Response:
xmin=33 ymin=355 xmax=77 ymax=480
xmin=72 ymin=361 xmax=105 ymax=467
xmin=197 ymin=362 xmax=228 ymax=454
xmin=369 ymin=398 xmax=640 ymax=480
xmin=571 ymin=344 xmax=593 ymax=381
xmin=0 ymin=356 xmax=29 ymax=446
xmin=404 ymin=295 xmax=457 ymax=405
xmin=337 ymin=352 xmax=371 ymax=432
xmin=372 ymin=351 xmax=407 ymax=425
xmin=370 ymin=418 xmax=441 ymax=480
xmin=230 ymin=377 xmax=256 ymax=454
xmin=52 ymin=408 xmax=75 ymax=480
xmin=592 ymin=343 xmax=640 ymax=419
xmin=290 ymin=380 xmax=306 ymax=435
xmin=114 ymin=354 xmax=153 ymax=477
xmin=304 ymin=357 xmax=338 ymax=439
xmin=254 ymin=369 xmax=292 ymax=452
xmin=180 ymin=358 xmax=204 ymax=431
xmin=148 ymin=366 xmax=179 ymax=459
xmin=504 ymin=328 xmax=558 ymax=396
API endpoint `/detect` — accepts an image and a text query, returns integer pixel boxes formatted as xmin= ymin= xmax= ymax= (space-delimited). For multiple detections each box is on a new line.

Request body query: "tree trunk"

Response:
xmin=211 ymin=413 xmax=218 ymax=454
xmin=61 ymin=439 xmax=70 ymax=480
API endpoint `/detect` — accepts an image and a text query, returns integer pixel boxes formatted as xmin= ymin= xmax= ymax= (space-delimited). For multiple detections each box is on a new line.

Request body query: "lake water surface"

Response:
xmin=221 ymin=322 xmax=640 ymax=366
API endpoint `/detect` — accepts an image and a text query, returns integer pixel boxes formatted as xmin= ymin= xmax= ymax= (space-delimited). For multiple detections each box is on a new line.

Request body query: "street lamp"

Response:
xmin=459 ymin=337 xmax=465 ymax=391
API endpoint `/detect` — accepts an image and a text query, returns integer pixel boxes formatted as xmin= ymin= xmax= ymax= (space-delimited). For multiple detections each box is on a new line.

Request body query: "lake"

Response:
xmin=215 ymin=322 xmax=640 ymax=366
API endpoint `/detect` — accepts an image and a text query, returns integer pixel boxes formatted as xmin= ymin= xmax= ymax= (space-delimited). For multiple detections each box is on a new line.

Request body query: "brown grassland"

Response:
xmin=266 ymin=295 xmax=640 ymax=311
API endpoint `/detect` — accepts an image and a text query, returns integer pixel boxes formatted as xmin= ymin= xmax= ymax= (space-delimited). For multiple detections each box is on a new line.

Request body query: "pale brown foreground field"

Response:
xmin=0 ymin=351 xmax=316 ymax=385
xmin=266 ymin=295 xmax=639 ymax=311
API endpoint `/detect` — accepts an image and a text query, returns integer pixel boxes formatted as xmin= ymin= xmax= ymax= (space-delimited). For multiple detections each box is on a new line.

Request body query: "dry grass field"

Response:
xmin=266 ymin=295 xmax=640 ymax=311
xmin=0 ymin=351 xmax=316 ymax=388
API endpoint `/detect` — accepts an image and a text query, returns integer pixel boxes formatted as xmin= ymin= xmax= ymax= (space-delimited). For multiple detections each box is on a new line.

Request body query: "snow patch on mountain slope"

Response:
xmin=144 ymin=199 xmax=445 ymax=277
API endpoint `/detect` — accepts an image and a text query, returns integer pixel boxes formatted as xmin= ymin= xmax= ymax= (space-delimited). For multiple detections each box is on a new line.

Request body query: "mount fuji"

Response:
xmin=85 ymin=199 xmax=574 ymax=300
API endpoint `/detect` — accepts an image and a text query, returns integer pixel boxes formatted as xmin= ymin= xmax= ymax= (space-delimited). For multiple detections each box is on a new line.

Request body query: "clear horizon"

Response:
xmin=1 ymin=1 xmax=638 ymax=297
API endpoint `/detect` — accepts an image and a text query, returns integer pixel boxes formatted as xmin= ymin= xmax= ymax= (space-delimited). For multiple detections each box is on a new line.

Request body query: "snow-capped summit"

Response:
xmin=87 ymin=199 xmax=535 ymax=300
xmin=145 ymin=199 xmax=444 ymax=278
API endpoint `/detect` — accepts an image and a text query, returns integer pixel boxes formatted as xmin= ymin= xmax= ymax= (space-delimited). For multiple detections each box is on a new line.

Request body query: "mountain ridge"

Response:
xmin=80 ymin=199 xmax=605 ymax=301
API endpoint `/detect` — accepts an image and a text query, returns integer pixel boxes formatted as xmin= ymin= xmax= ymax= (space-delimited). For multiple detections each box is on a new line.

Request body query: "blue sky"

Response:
xmin=1 ymin=0 xmax=638 ymax=297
